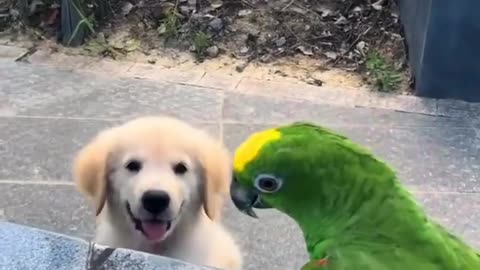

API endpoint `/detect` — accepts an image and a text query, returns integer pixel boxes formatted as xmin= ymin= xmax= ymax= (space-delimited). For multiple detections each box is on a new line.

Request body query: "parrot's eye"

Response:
xmin=254 ymin=174 xmax=282 ymax=193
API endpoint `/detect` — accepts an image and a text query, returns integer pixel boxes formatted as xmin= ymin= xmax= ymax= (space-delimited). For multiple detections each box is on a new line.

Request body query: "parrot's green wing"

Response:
xmin=300 ymin=243 xmax=480 ymax=270
xmin=231 ymin=122 xmax=480 ymax=270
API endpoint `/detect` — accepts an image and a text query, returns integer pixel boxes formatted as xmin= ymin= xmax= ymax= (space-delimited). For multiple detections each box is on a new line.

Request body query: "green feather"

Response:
xmin=234 ymin=122 xmax=480 ymax=269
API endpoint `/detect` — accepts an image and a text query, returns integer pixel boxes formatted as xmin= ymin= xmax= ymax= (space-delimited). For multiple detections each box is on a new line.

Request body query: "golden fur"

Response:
xmin=73 ymin=116 xmax=242 ymax=270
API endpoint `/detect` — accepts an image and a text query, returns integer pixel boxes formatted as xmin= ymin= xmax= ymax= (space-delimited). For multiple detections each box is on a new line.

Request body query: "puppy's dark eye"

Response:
xmin=125 ymin=159 xmax=142 ymax=173
xmin=173 ymin=162 xmax=188 ymax=175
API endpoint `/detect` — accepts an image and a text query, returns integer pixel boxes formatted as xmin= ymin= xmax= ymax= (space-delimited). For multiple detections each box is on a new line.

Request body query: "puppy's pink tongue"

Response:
xmin=142 ymin=222 xmax=168 ymax=241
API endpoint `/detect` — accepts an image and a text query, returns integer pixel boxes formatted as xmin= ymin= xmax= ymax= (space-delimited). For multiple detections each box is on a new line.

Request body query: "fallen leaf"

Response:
xmin=372 ymin=0 xmax=383 ymax=11
xmin=238 ymin=9 xmax=252 ymax=17
xmin=157 ymin=23 xmax=167 ymax=35
xmin=211 ymin=0 xmax=223 ymax=9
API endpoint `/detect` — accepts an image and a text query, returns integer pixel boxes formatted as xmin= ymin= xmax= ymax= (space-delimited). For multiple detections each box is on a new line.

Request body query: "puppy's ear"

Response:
xmin=73 ymin=130 xmax=115 ymax=216
xmin=198 ymin=140 xmax=232 ymax=221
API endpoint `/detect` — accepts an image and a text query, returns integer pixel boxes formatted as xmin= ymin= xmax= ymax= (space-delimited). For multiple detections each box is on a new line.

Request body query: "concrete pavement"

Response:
xmin=0 ymin=50 xmax=479 ymax=270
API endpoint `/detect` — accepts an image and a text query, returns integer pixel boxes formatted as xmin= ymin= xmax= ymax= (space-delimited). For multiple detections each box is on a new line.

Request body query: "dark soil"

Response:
xmin=0 ymin=0 xmax=409 ymax=89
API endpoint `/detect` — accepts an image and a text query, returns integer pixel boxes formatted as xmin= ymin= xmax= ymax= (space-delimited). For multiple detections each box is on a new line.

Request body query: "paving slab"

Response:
xmin=223 ymin=92 xmax=471 ymax=128
xmin=0 ymin=222 xmax=214 ymax=270
xmin=0 ymin=117 xmax=219 ymax=181
xmin=0 ymin=59 xmax=479 ymax=270
xmin=0 ymin=45 xmax=28 ymax=61
xmin=0 ymin=118 xmax=116 ymax=181
xmin=1 ymin=182 xmax=478 ymax=270
xmin=437 ymin=98 xmax=480 ymax=118
xmin=223 ymin=123 xmax=480 ymax=193
xmin=0 ymin=183 xmax=93 ymax=239
xmin=0 ymin=62 xmax=222 ymax=122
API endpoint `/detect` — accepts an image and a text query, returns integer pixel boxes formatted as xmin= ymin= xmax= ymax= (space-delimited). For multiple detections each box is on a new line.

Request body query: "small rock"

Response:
xmin=352 ymin=6 xmax=363 ymax=13
xmin=96 ymin=32 xmax=106 ymax=43
xmin=179 ymin=6 xmax=192 ymax=15
xmin=297 ymin=45 xmax=313 ymax=56
xmin=334 ymin=15 xmax=347 ymax=25
xmin=209 ymin=18 xmax=223 ymax=31
xmin=290 ymin=7 xmax=307 ymax=15
xmin=206 ymin=46 xmax=219 ymax=57
xmin=239 ymin=46 xmax=250 ymax=55
xmin=148 ymin=59 xmax=157 ymax=64
xmin=324 ymin=51 xmax=338 ymax=60
xmin=356 ymin=41 xmax=366 ymax=52
xmin=29 ymin=0 xmax=44 ymax=14
xmin=236 ymin=61 xmax=249 ymax=72
xmin=275 ymin=37 xmax=286 ymax=47
xmin=346 ymin=51 xmax=355 ymax=60
xmin=260 ymin=54 xmax=272 ymax=63
xmin=9 ymin=8 xmax=20 ymax=18
xmin=321 ymin=30 xmax=332 ymax=37
xmin=274 ymin=70 xmax=288 ymax=77
xmin=157 ymin=23 xmax=167 ymax=35
xmin=121 ymin=2 xmax=134 ymax=16
xmin=257 ymin=32 xmax=268 ymax=45
xmin=238 ymin=9 xmax=252 ymax=17
xmin=306 ymin=78 xmax=324 ymax=86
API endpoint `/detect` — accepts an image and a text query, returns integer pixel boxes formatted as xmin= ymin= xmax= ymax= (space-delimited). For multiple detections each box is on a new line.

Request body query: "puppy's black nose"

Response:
xmin=141 ymin=190 xmax=170 ymax=215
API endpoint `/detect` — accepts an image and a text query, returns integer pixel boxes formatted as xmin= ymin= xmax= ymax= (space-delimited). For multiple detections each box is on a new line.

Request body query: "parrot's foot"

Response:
xmin=300 ymin=257 xmax=329 ymax=270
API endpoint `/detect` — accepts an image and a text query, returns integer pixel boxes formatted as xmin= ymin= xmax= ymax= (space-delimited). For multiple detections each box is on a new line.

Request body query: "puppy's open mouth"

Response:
xmin=126 ymin=202 xmax=172 ymax=241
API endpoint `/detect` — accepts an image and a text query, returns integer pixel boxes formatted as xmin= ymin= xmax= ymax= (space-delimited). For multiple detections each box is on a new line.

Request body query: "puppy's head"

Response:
xmin=73 ymin=116 xmax=231 ymax=243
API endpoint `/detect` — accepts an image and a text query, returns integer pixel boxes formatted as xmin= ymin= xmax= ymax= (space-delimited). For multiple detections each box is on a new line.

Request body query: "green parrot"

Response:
xmin=230 ymin=122 xmax=480 ymax=270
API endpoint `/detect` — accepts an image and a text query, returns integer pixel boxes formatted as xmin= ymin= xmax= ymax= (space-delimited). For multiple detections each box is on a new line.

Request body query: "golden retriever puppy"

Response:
xmin=73 ymin=116 xmax=242 ymax=270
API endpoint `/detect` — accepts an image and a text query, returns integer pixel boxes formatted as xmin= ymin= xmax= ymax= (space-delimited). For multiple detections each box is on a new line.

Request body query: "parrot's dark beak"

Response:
xmin=230 ymin=177 xmax=270 ymax=218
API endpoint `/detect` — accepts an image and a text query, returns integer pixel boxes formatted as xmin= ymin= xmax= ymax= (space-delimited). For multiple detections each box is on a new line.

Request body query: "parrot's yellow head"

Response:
xmin=233 ymin=128 xmax=282 ymax=173
xmin=230 ymin=122 xmax=396 ymax=220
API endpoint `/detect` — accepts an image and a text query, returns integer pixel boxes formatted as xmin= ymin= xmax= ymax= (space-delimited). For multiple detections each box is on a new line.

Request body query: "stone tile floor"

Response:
xmin=0 ymin=57 xmax=479 ymax=270
xmin=0 ymin=222 xmax=212 ymax=270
